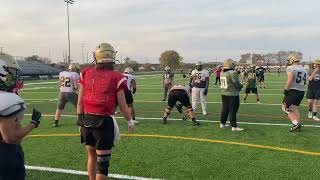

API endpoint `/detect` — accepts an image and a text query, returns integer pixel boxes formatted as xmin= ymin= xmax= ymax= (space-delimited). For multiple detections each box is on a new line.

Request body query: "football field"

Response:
xmin=20 ymin=73 xmax=320 ymax=180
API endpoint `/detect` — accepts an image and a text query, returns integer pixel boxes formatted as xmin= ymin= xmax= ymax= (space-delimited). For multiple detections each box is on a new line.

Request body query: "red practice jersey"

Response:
xmin=80 ymin=67 xmax=128 ymax=116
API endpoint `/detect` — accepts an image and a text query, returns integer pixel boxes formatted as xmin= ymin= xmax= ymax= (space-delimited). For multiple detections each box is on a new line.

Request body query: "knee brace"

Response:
xmin=165 ymin=106 xmax=173 ymax=115
xmin=96 ymin=154 xmax=111 ymax=176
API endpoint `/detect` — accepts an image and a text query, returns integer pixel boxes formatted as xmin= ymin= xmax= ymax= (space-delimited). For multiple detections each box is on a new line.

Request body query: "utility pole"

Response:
xmin=64 ymin=0 xmax=75 ymax=64
xmin=81 ymin=43 xmax=84 ymax=64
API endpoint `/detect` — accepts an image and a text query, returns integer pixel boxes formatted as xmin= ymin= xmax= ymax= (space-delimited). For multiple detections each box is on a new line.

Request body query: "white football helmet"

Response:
xmin=164 ymin=66 xmax=171 ymax=71
xmin=0 ymin=91 xmax=26 ymax=118
xmin=0 ymin=53 xmax=22 ymax=92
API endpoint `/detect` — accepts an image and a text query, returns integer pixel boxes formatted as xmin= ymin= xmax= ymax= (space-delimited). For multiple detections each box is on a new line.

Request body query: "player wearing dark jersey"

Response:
xmin=306 ymin=60 xmax=320 ymax=121
xmin=256 ymin=65 xmax=266 ymax=88
xmin=243 ymin=64 xmax=260 ymax=103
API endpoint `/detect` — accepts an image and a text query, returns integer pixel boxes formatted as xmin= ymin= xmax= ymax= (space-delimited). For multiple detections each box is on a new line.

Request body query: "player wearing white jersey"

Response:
xmin=123 ymin=67 xmax=138 ymax=123
xmin=189 ymin=61 xmax=209 ymax=115
xmin=162 ymin=66 xmax=174 ymax=101
xmin=53 ymin=64 xmax=80 ymax=127
xmin=283 ymin=54 xmax=307 ymax=132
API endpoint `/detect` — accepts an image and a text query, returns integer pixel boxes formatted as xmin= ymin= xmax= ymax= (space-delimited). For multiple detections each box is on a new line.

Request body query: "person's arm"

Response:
xmin=0 ymin=109 xmax=41 ymax=144
xmin=117 ymin=89 xmax=134 ymax=132
xmin=232 ymin=72 xmax=243 ymax=91
xmin=77 ymin=84 xmax=84 ymax=114
xmin=308 ymin=67 xmax=319 ymax=81
xmin=132 ymin=79 xmax=137 ymax=94
xmin=0 ymin=118 xmax=35 ymax=144
xmin=284 ymin=72 xmax=294 ymax=91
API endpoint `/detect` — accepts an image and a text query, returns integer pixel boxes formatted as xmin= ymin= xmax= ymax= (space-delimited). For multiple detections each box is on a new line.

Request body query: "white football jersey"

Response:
xmin=286 ymin=65 xmax=307 ymax=91
xmin=59 ymin=71 xmax=80 ymax=93
xmin=191 ymin=69 xmax=209 ymax=88
xmin=170 ymin=85 xmax=191 ymax=96
xmin=123 ymin=73 xmax=135 ymax=91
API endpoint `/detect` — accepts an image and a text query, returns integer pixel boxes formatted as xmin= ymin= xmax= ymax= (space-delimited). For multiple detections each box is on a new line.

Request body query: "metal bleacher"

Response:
xmin=17 ymin=60 xmax=61 ymax=76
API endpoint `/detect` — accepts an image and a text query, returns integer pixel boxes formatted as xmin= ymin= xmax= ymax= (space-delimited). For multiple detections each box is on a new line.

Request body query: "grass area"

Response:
xmin=18 ymin=72 xmax=320 ymax=179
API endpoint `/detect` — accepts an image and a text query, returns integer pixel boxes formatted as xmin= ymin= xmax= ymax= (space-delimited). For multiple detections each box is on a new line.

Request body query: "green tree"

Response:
xmin=25 ymin=55 xmax=42 ymax=62
xmin=159 ymin=50 xmax=182 ymax=69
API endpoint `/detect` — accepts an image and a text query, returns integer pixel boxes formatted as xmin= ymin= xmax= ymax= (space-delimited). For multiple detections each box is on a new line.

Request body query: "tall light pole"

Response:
xmin=65 ymin=0 xmax=74 ymax=64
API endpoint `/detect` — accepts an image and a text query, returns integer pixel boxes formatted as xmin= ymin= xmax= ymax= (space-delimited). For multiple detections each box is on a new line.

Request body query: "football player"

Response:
xmin=306 ymin=60 xmax=320 ymax=121
xmin=123 ymin=67 xmax=138 ymax=123
xmin=53 ymin=63 xmax=80 ymax=127
xmin=189 ymin=61 xmax=209 ymax=115
xmin=243 ymin=64 xmax=260 ymax=103
xmin=214 ymin=66 xmax=222 ymax=87
xmin=77 ymin=43 xmax=134 ymax=180
xmin=256 ymin=65 xmax=266 ymax=88
xmin=282 ymin=54 xmax=307 ymax=132
xmin=220 ymin=59 xmax=244 ymax=131
xmin=0 ymin=52 xmax=41 ymax=179
xmin=162 ymin=84 xmax=199 ymax=125
xmin=162 ymin=66 xmax=174 ymax=101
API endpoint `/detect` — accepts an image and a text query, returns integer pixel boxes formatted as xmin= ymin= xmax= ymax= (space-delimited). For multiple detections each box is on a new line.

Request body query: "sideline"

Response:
xmin=25 ymin=165 xmax=163 ymax=180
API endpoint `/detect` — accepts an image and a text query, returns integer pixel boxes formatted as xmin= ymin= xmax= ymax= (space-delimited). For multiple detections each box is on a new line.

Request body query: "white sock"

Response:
xmin=292 ymin=120 xmax=299 ymax=125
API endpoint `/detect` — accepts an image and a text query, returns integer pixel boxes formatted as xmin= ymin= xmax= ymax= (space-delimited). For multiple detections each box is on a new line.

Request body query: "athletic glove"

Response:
xmin=76 ymin=113 xmax=85 ymax=126
xmin=30 ymin=108 xmax=41 ymax=128
xmin=204 ymin=88 xmax=208 ymax=96
xmin=283 ymin=89 xmax=289 ymax=95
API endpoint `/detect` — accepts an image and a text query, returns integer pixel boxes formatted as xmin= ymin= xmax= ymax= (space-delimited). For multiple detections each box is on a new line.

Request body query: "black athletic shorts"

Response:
xmin=245 ymin=87 xmax=258 ymax=94
xmin=57 ymin=92 xmax=78 ymax=110
xmin=168 ymin=89 xmax=191 ymax=108
xmin=283 ymin=89 xmax=305 ymax=107
xmin=306 ymin=88 xmax=320 ymax=100
xmin=0 ymin=142 xmax=25 ymax=180
xmin=80 ymin=114 xmax=114 ymax=150
xmin=125 ymin=90 xmax=134 ymax=106
xmin=258 ymin=76 xmax=264 ymax=82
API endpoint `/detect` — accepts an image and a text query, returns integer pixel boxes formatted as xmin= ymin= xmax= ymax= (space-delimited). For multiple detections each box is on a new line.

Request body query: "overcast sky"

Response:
xmin=1 ymin=0 xmax=320 ymax=63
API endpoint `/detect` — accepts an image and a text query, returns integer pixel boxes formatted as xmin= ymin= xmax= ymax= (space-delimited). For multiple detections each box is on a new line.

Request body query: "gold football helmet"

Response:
xmin=287 ymin=53 xmax=301 ymax=65
xmin=223 ymin=59 xmax=236 ymax=69
xmin=93 ymin=43 xmax=117 ymax=64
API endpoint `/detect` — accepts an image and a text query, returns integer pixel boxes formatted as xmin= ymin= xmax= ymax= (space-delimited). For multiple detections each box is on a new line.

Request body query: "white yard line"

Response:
xmin=24 ymin=114 xmax=320 ymax=128
xmin=24 ymin=81 xmax=58 ymax=86
xmin=25 ymin=165 xmax=163 ymax=180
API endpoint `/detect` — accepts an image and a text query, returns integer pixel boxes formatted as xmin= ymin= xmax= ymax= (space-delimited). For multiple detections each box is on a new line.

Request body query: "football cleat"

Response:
xmin=313 ymin=116 xmax=320 ymax=121
xmin=232 ymin=127 xmax=244 ymax=131
xmin=290 ymin=123 xmax=301 ymax=132
xmin=308 ymin=112 xmax=313 ymax=119
xmin=220 ymin=123 xmax=229 ymax=129
xmin=162 ymin=119 xmax=168 ymax=124
xmin=52 ymin=121 xmax=58 ymax=128
xmin=192 ymin=120 xmax=200 ymax=125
